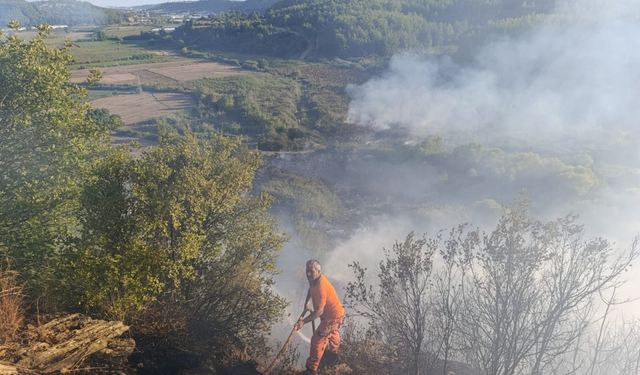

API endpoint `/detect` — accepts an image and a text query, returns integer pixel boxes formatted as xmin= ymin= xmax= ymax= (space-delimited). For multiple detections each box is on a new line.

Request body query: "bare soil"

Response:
xmin=91 ymin=92 xmax=193 ymax=125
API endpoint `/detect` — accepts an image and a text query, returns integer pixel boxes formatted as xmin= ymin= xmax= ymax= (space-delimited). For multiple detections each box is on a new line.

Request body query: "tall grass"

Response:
xmin=0 ymin=269 xmax=23 ymax=344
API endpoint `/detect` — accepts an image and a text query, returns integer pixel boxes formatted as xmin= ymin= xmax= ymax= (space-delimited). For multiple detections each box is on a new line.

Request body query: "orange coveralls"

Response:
xmin=306 ymin=274 xmax=345 ymax=372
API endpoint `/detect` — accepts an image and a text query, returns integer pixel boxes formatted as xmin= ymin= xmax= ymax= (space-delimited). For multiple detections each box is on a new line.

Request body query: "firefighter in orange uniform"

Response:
xmin=294 ymin=259 xmax=345 ymax=375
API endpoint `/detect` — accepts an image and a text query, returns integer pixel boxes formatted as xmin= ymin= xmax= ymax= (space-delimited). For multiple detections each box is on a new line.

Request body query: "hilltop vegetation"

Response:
xmin=0 ymin=0 xmax=125 ymax=27
xmin=145 ymin=0 xmax=281 ymax=13
xmin=172 ymin=0 xmax=559 ymax=58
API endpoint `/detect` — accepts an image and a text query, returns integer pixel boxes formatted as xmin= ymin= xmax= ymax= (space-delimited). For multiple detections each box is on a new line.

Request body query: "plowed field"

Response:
xmin=91 ymin=92 xmax=193 ymax=125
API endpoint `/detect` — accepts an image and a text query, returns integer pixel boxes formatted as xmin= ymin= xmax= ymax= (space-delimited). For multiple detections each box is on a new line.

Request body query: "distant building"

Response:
xmin=151 ymin=27 xmax=176 ymax=32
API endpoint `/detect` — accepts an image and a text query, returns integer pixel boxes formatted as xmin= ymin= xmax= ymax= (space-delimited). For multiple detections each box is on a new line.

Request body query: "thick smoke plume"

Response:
xmin=341 ymin=0 xmax=640 ymax=313
xmin=348 ymin=25 xmax=640 ymax=156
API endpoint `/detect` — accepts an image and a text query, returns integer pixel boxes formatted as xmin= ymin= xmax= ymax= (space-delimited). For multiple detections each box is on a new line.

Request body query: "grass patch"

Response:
xmin=270 ymin=60 xmax=375 ymax=135
xmin=112 ymin=121 xmax=160 ymax=143
xmin=102 ymin=25 xmax=157 ymax=39
xmin=87 ymin=89 xmax=119 ymax=101
xmin=191 ymin=73 xmax=311 ymax=150
xmin=69 ymin=40 xmax=177 ymax=69
xmin=12 ymin=28 xmax=93 ymax=45
xmin=302 ymin=82 xmax=349 ymax=135
xmin=180 ymin=59 xmax=375 ymax=149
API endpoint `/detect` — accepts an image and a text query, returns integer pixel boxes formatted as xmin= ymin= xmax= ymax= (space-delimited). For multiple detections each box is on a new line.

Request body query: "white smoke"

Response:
xmin=348 ymin=25 xmax=640 ymax=154
xmin=343 ymin=0 xmax=640 ymax=315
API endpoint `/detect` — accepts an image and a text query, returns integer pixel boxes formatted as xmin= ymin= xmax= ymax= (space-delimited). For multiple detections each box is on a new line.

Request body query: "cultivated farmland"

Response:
xmin=72 ymin=60 xmax=243 ymax=85
xmin=80 ymin=60 xmax=245 ymax=125
xmin=92 ymin=92 xmax=193 ymax=124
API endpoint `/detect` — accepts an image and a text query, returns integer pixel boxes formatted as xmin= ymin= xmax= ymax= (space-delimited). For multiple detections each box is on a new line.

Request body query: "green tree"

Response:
xmin=86 ymin=68 xmax=103 ymax=85
xmin=94 ymin=30 xmax=107 ymax=41
xmin=0 ymin=23 xmax=108 ymax=299
xmin=88 ymin=108 xmax=123 ymax=131
xmin=65 ymin=133 xmax=286 ymax=344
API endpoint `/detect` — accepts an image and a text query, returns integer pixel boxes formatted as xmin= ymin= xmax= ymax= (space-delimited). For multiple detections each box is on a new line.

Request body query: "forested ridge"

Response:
xmin=172 ymin=0 xmax=559 ymax=58
xmin=0 ymin=0 xmax=125 ymax=27
xmin=146 ymin=0 xmax=281 ymax=13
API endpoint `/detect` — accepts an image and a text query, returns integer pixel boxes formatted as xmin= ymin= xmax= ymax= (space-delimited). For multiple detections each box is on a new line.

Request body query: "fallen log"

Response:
xmin=10 ymin=314 xmax=132 ymax=374
xmin=0 ymin=363 xmax=17 ymax=375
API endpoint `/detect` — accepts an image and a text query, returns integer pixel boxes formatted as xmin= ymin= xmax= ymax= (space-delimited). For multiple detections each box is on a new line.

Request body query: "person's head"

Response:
xmin=306 ymin=259 xmax=322 ymax=283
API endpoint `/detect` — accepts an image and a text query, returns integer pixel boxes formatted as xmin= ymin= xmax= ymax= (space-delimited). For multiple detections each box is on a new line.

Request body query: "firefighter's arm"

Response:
xmin=302 ymin=307 xmax=323 ymax=324
xmin=300 ymin=289 xmax=311 ymax=316
xmin=295 ymin=293 xmax=324 ymax=331
xmin=295 ymin=307 xmax=323 ymax=331
xmin=294 ymin=289 xmax=313 ymax=331
xmin=294 ymin=289 xmax=311 ymax=331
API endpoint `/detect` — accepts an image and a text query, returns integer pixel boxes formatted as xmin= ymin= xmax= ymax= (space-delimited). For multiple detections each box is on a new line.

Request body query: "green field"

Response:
xmin=102 ymin=25 xmax=157 ymax=39
xmin=87 ymin=89 xmax=115 ymax=101
xmin=10 ymin=27 xmax=181 ymax=69
xmin=70 ymin=39 xmax=179 ymax=69
xmin=11 ymin=28 xmax=92 ymax=44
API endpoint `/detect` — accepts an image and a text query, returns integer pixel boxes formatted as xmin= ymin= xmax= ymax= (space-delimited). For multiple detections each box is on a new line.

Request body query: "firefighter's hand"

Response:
xmin=294 ymin=318 xmax=305 ymax=331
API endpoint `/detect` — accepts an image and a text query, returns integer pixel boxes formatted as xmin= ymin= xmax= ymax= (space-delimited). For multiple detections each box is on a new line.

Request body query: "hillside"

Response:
xmin=171 ymin=0 xmax=559 ymax=58
xmin=0 ymin=0 xmax=125 ymax=26
xmin=145 ymin=0 xmax=281 ymax=13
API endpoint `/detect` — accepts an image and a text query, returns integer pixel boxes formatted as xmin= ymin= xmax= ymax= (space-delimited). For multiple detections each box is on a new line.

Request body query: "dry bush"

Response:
xmin=339 ymin=322 xmax=400 ymax=375
xmin=276 ymin=343 xmax=300 ymax=374
xmin=258 ymin=340 xmax=299 ymax=375
xmin=0 ymin=269 xmax=23 ymax=344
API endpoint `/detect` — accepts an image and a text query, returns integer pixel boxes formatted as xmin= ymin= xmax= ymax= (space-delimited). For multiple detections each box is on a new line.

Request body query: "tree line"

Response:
xmin=147 ymin=0 xmax=280 ymax=14
xmin=0 ymin=0 xmax=125 ymax=27
xmin=170 ymin=0 xmax=560 ymax=58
